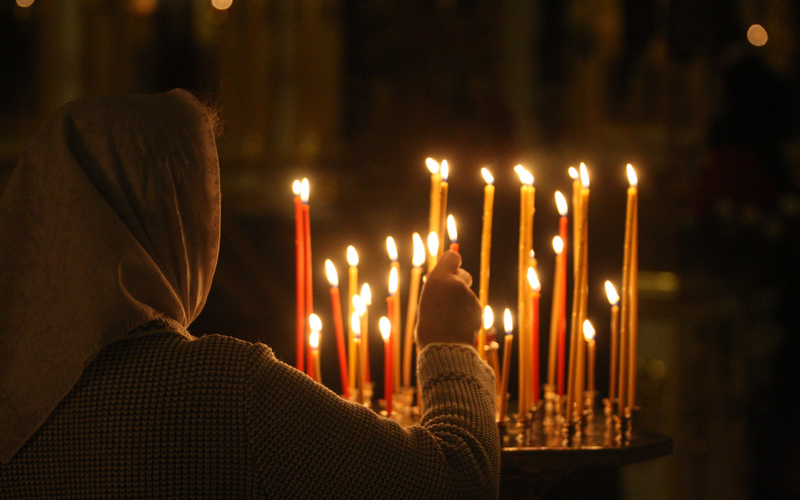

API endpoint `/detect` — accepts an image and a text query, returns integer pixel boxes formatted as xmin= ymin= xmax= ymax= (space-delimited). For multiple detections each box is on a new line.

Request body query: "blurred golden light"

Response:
xmin=555 ymin=191 xmax=568 ymax=216
xmin=379 ymin=317 xmax=391 ymax=342
xmin=211 ymin=0 xmax=233 ymax=10
xmin=347 ymin=245 xmax=359 ymax=267
xmin=130 ymin=0 xmax=157 ymax=15
xmin=16 ymin=0 xmax=34 ymax=7
xmin=503 ymin=308 xmax=513 ymax=335
xmin=747 ymin=24 xmax=768 ymax=47
xmin=427 ymin=232 xmax=439 ymax=258
xmin=412 ymin=233 xmax=425 ymax=267
xmin=325 ymin=259 xmax=338 ymax=287
xmin=483 ymin=306 xmax=494 ymax=330
xmin=386 ymin=236 xmax=398 ymax=262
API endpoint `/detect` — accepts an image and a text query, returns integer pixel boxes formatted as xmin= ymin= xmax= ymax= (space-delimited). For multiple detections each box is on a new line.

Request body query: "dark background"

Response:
xmin=2 ymin=1 xmax=799 ymax=498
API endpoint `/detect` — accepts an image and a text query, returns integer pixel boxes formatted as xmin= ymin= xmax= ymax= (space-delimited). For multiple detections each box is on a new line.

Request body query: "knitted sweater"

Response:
xmin=0 ymin=328 xmax=499 ymax=499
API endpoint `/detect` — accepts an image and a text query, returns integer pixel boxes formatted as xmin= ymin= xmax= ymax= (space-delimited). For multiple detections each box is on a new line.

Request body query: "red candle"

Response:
xmin=293 ymin=180 xmax=306 ymax=372
xmin=528 ymin=267 xmax=541 ymax=403
xmin=555 ymin=191 xmax=569 ymax=396
xmin=302 ymin=179 xmax=314 ymax=377
xmin=380 ymin=316 xmax=393 ymax=415
xmin=325 ymin=260 xmax=350 ymax=399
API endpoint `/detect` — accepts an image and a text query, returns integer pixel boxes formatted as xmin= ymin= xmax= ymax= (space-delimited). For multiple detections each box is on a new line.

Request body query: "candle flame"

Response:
xmin=447 ymin=215 xmax=457 ymax=243
xmin=503 ymin=308 xmax=513 ymax=335
xmin=309 ymin=313 xmax=322 ymax=333
xmin=412 ymin=232 xmax=425 ymax=267
xmin=583 ymin=320 xmax=596 ymax=342
xmin=427 ymin=232 xmax=439 ymax=258
xmin=347 ymin=245 xmax=359 ymax=267
xmin=579 ymin=163 xmax=589 ymax=188
xmin=300 ymin=178 xmax=310 ymax=203
xmin=389 ymin=267 xmax=398 ymax=294
xmin=553 ymin=236 xmax=564 ymax=254
xmin=555 ymin=191 xmax=568 ymax=216
xmin=353 ymin=294 xmax=366 ymax=316
xmin=386 ymin=236 xmax=398 ymax=262
xmin=361 ymin=283 xmax=372 ymax=305
xmin=481 ymin=167 xmax=494 ymax=185
xmin=379 ymin=316 xmax=391 ymax=342
xmin=309 ymin=329 xmax=320 ymax=350
xmin=325 ymin=259 xmax=339 ymax=287
xmin=483 ymin=306 xmax=494 ymax=330
xmin=292 ymin=180 xmax=302 ymax=196
xmin=605 ymin=280 xmax=619 ymax=305
xmin=627 ymin=163 xmax=638 ymax=187
xmin=514 ymin=165 xmax=534 ymax=186
xmin=568 ymin=166 xmax=578 ymax=179
xmin=440 ymin=160 xmax=449 ymax=181
xmin=351 ymin=311 xmax=361 ymax=336
xmin=425 ymin=157 xmax=440 ymax=174
xmin=527 ymin=267 xmax=541 ymax=292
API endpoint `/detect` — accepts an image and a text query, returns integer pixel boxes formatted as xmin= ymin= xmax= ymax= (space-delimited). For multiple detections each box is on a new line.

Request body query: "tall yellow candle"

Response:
xmin=575 ymin=164 xmax=590 ymax=416
xmin=351 ymin=311 xmax=364 ymax=405
xmin=347 ymin=246 xmax=359 ymax=393
xmin=515 ymin=165 xmax=534 ymax=415
xmin=438 ymin=160 xmax=449 ymax=259
xmin=387 ymin=237 xmax=402 ymax=393
xmin=403 ymin=233 xmax=425 ymax=388
xmin=426 ymin=158 xmax=441 ymax=273
xmin=309 ymin=314 xmax=322 ymax=384
xmin=605 ymin=281 xmax=620 ymax=401
xmin=569 ymin=166 xmax=581 ymax=278
xmin=627 ymin=164 xmax=639 ymax=411
xmin=427 ymin=232 xmax=439 ymax=274
xmin=498 ymin=308 xmax=514 ymax=423
xmin=619 ymin=164 xmax=637 ymax=417
xmin=478 ymin=168 xmax=495 ymax=360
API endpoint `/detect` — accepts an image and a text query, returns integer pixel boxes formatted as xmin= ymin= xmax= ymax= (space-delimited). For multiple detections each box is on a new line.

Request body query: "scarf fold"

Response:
xmin=0 ymin=89 xmax=221 ymax=463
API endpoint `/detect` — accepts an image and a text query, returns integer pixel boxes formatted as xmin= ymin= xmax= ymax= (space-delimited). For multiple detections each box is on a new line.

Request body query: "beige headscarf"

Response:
xmin=0 ymin=89 xmax=221 ymax=463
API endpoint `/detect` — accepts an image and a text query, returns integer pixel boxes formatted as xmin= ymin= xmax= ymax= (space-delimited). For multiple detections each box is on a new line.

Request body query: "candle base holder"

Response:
xmin=543 ymin=385 xmax=556 ymax=427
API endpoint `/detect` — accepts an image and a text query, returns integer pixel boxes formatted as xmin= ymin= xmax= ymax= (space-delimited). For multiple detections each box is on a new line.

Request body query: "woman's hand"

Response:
xmin=416 ymin=250 xmax=482 ymax=349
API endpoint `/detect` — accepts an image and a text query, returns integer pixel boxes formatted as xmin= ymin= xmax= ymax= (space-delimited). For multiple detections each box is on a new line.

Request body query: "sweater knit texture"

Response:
xmin=0 ymin=327 xmax=499 ymax=499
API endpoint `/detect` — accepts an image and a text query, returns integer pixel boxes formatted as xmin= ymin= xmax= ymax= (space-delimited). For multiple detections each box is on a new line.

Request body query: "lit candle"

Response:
xmin=380 ymin=316 xmax=393 ymax=415
xmin=387 ymin=237 xmax=402 ymax=393
xmin=309 ymin=313 xmax=322 ymax=383
xmin=583 ymin=320 xmax=596 ymax=393
xmin=325 ymin=260 xmax=349 ymax=398
xmin=605 ymin=280 xmax=620 ymax=402
xmin=426 ymin=158 xmax=441 ymax=272
xmin=447 ymin=214 xmax=459 ymax=253
xmin=499 ymin=308 xmax=514 ymax=423
xmin=438 ymin=160 xmax=449 ymax=259
xmin=293 ymin=180 xmax=306 ymax=372
xmin=569 ymin=167 xmax=581 ymax=279
xmin=483 ymin=306 xmax=500 ymax=394
xmin=478 ymin=168 xmax=495 ymax=361
xmin=548 ymin=236 xmax=567 ymax=396
xmin=528 ymin=267 xmax=541 ymax=403
xmin=427 ymin=232 xmax=439 ymax=273
xmin=403 ymin=233 xmax=425 ymax=388
xmin=347 ymin=246 xmax=359 ymax=393
xmin=360 ymin=283 xmax=372 ymax=383
xmin=301 ymin=179 xmax=314 ymax=376
xmin=626 ymin=164 xmax=639 ymax=412
xmin=352 ymin=311 xmax=364 ymax=405
xmin=554 ymin=191 xmax=569 ymax=395
xmin=515 ymin=165 xmax=534 ymax=416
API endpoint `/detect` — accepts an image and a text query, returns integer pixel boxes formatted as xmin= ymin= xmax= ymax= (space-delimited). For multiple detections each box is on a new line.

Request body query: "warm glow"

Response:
xmin=389 ymin=267 xmax=398 ymax=294
xmin=427 ymin=232 xmax=439 ymax=258
xmin=747 ymin=24 xmax=768 ymax=46
xmin=412 ymin=232 xmax=425 ymax=267
xmin=527 ymin=267 xmax=541 ymax=292
xmin=447 ymin=215 xmax=457 ymax=243
xmin=426 ymin=158 xmax=440 ymax=174
xmin=483 ymin=306 xmax=494 ymax=330
xmin=553 ymin=236 xmax=564 ymax=254
xmin=16 ymin=0 xmax=34 ymax=7
xmin=292 ymin=180 xmax=302 ymax=196
xmin=361 ymin=283 xmax=372 ymax=305
xmin=481 ymin=167 xmax=494 ymax=185
xmin=503 ymin=308 xmax=513 ymax=335
xmin=555 ymin=191 xmax=568 ymax=216
xmin=300 ymin=178 xmax=310 ymax=203
xmin=583 ymin=320 xmax=596 ymax=343
xmin=347 ymin=245 xmax=359 ymax=267
xmin=309 ymin=329 xmax=320 ymax=350
xmin=325 ymin=259 xmax=339 ymax=287
xmin=568 ymin=167 xmax=578 ymax=179
xmin=627 ymin=163 xmax=638 ymax=187
xmin=605 ymin=280 xmax=620 ymax=305
xmin=514 ymin=165 xmax=534 ymax=186
xmin=440 ymin=160 xmax=449 ymax=182
xmin=353 ymin=295 xmax=366 ymax=316
xmin=130 ymin=0 xmax=157 ymax=15
xmin=211 ymin=0 xmax=233 ymax=10
xmin=379 ymin=317 xmax=391 ymax=342
xmin=579 ymin=163 xmax=589 ymax=188
xmin=309 ymin=313 xmax=322 ymax=334
xmin=386 ymin=236 xmax=398 ymax=262
xmin=351 ymin=311 xmax=361 ymax=336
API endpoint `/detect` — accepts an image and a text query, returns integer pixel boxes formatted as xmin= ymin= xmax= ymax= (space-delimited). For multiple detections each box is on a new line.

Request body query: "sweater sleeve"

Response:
xmin=245 ymin=342 xmax=499 ymax=500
